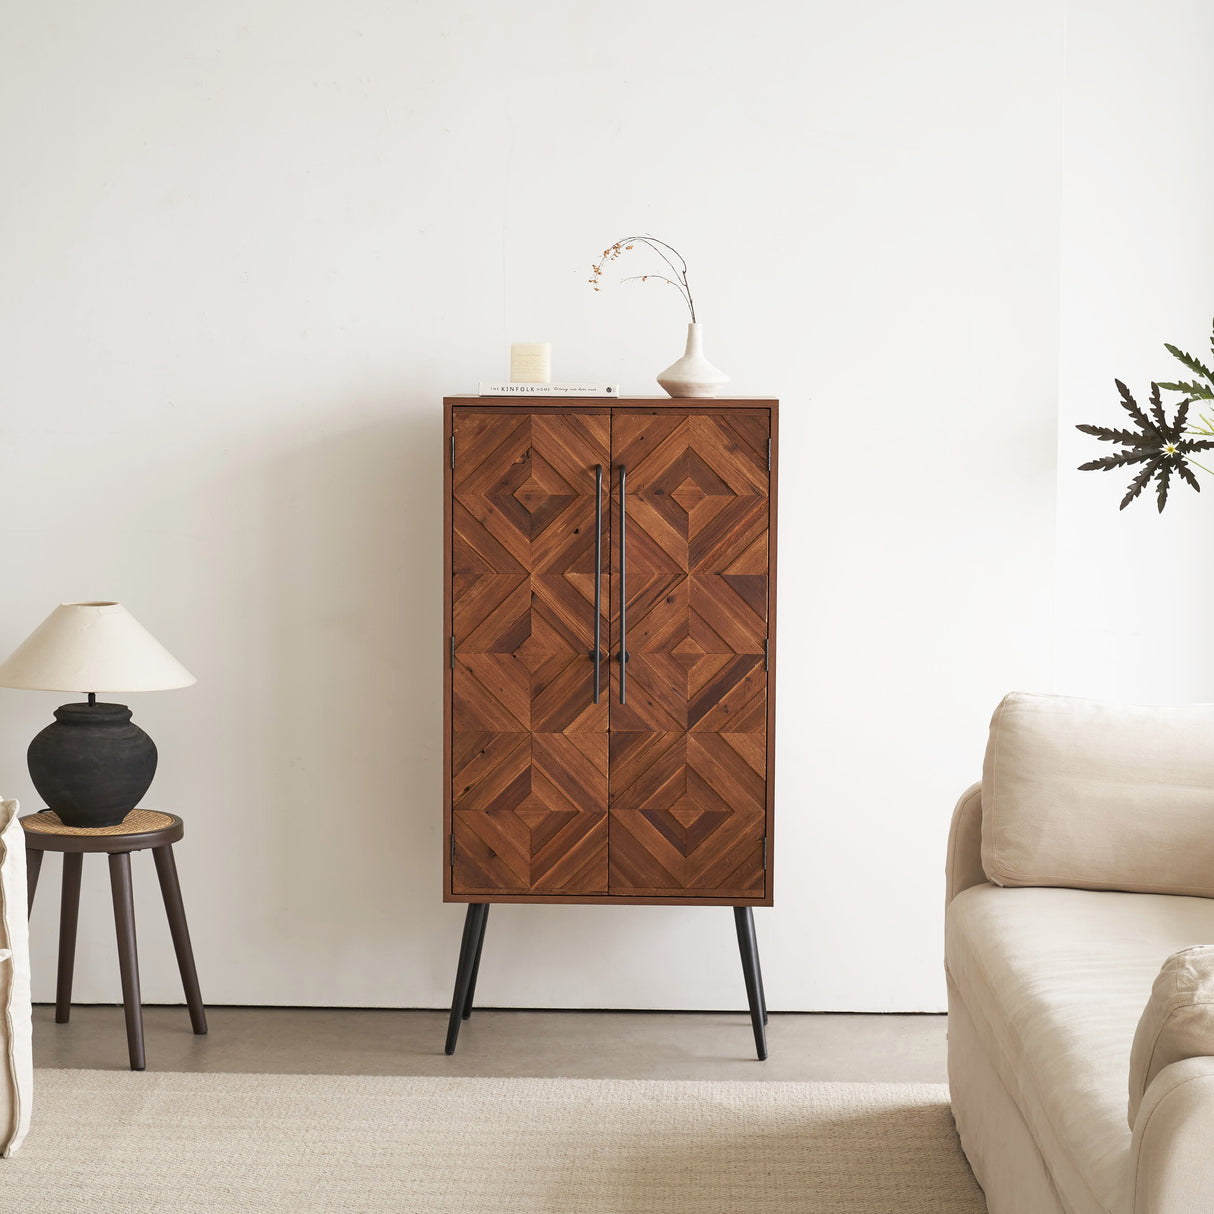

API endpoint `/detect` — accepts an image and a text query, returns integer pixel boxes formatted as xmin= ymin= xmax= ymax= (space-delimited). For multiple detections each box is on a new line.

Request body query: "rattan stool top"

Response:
xmin=20 ymin=809 xmax=183 ymax=852
xmin=22 ymin=809 xmax=173 ymax=837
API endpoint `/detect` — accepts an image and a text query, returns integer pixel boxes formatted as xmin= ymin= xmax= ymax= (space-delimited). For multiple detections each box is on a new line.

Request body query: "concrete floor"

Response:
xmin=32 ymin=1004 xmax=949 ymax=1082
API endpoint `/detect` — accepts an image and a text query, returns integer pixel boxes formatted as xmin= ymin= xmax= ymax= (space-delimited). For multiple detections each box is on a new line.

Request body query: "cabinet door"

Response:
xmin=608 ymin=411 xmax=770 ymax=898
xmin=450 ymin=411 xmax=610 ymax=895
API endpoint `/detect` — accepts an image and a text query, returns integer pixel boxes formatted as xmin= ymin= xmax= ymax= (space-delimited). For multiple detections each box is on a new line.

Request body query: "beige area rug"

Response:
xmin=4 ymin=1071 xmax=986 ymax=1213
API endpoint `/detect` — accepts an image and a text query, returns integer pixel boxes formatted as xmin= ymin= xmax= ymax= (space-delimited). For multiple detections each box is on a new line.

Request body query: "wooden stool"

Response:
xmin=22 ymin=809 xmax=207 ymax=1071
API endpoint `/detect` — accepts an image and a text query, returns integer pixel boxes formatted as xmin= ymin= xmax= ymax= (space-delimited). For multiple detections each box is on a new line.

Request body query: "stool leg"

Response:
xmin=26 ymin=847 xmax=43 ymax=917
xmin=55 ymin=853 xmax=83 ymax=1024
xmin=108 ymin=852 xmax=145 ymax=1071
xmin=152 ymin=845 xmax=207 ymax=1035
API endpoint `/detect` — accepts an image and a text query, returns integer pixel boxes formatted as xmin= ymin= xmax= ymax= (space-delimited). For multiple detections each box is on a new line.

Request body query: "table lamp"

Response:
xmin=0 ymin=602 xmax=195 ymax=828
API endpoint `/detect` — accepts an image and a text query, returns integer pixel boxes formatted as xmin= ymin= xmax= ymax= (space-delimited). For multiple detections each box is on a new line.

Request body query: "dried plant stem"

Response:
xmin=590 ymin=235 xmax=697 ymax=322
xmin=620 ymin=274 xmax=691 ymax=313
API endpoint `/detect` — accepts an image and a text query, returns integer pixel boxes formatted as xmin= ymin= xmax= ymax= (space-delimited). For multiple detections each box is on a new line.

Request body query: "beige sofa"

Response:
xmin=946 ymin=693 xmax=1214 ymax=1214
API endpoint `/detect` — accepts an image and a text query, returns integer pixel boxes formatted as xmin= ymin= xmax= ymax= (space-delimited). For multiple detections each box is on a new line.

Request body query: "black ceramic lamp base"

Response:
xmin=27 ymin=702 xmax=158 ymax=828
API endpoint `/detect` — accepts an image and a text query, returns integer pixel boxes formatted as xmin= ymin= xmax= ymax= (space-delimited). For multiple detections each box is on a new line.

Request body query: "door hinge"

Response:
xmin=762 ymin=837 xmax=768 ymax=870
xmin=450 ymin=435 xmax=456 ymax=469
xmin=764 ymin=639 xmax=769 ymax=671
xmin=449 ymin=635 xmax=456 ymax=668
xmin=450 ymin=833 xmax=455 ymax=864
xmin=767 ymin=438 xmax=771 ymax=472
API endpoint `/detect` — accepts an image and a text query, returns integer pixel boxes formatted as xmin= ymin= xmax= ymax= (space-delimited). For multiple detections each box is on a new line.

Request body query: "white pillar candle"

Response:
xmin=510 ymin=342 xmax=551 ymax=384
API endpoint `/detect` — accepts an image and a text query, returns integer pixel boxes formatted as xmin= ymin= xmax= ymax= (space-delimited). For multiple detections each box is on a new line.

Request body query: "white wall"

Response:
xmin=0 ymin=0 xmax=1072 ymax=1014
xmin=1056 ymin=0 xmax=1214 ymax=703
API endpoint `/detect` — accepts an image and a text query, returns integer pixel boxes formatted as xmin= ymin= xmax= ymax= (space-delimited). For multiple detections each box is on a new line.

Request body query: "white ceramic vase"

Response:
xmin=656 ymin=322 xmax=730 ymax=399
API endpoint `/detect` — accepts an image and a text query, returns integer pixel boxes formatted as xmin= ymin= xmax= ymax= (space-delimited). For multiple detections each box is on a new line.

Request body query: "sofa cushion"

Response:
xmin=946 ymin=884 xmax=1214 ymax=1214
xmin=1128 ymin=946 xmax=1214 ymax=1128
xmin=981 ymin=692 xmax=1214 ymax=894
xmin=0 ymin=799 xmax=32 ymax=1157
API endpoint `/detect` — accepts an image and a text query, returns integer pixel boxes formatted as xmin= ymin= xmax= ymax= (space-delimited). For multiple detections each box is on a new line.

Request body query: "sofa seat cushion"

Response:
xmin=946 ymin=884 xmax=1214 ymax=1214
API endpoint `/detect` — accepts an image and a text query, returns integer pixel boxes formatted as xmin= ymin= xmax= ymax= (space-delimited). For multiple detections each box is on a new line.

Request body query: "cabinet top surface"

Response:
xmin=445 ymin=396 xmax=777 ymax=408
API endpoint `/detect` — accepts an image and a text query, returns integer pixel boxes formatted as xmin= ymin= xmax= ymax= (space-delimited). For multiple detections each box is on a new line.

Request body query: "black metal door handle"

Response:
xmin=619 ymin=464 xmax=627 ymax=705
xmin=593 ymin=464 xmax=603 ymax=703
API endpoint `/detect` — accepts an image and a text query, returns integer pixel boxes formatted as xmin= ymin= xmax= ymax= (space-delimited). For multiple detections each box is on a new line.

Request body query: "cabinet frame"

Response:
xmin=442 ymin=397 xmax=778 ymax=907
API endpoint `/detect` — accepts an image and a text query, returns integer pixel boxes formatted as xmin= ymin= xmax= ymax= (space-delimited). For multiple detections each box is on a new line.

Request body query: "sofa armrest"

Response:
xmin=1129 ymin=1056 xmax=1214 ymax=1212
xmin=946 ymin=782 xmax=985 ymax=906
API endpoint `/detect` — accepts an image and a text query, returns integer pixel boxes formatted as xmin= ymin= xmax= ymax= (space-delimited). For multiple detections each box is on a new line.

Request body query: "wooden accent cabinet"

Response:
xmin=442 ymin=396 xmax=778 ymax=1055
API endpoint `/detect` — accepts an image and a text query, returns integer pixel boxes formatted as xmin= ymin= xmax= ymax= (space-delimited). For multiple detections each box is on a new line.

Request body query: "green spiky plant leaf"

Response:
xmin=1077 ymin=381 xmax=1214 ymax=512
xmin=1159 ymin=378 xmax=1214 ymax=400
xmin=1158 ymin=319 xmax=1214 ymax=400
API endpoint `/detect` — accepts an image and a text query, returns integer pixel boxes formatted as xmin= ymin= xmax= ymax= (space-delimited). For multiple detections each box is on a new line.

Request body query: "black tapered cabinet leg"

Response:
xmin=26 ymin=847 xmax=43 ymax=917
xmin=153 ymin=845 xmax=208 ymax=1035
xmin=733 ymin=907 xmax=768 ymax=1061
xmin=108 ymin=852 xmax=146 ymax=1071
xmin=446 ymin=903 xmax=488 ymax=1055
xmin=55 ymin=852 xmax=83 ymax=1024
xmin=462 ymin=904 xmax=489 ymax=1021
xmin=757 ymin=943 xmax=769 ymax=1027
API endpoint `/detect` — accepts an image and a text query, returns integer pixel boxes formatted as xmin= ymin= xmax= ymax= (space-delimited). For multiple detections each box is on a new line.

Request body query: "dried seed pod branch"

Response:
xmin=590 ymin=235 xmax=697 ymax=322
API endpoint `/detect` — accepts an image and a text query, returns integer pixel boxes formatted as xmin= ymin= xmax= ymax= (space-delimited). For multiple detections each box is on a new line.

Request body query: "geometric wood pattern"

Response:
xmin=452 ymin=731 xmax=608 ymax=895
xmin=446 ymin=401 xmax=774 ymax=904
xmin=451 ymin=411 xmax=610 ymax=895
xmin=608 ymin=731 xmax=765 ymax=897
xmin=607 ymin=411 xmax=769 ymax=896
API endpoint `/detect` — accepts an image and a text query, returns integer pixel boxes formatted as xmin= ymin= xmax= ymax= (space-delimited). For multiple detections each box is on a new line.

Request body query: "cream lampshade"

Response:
xmin=0 ymin=602 xmax=195 ymax=827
